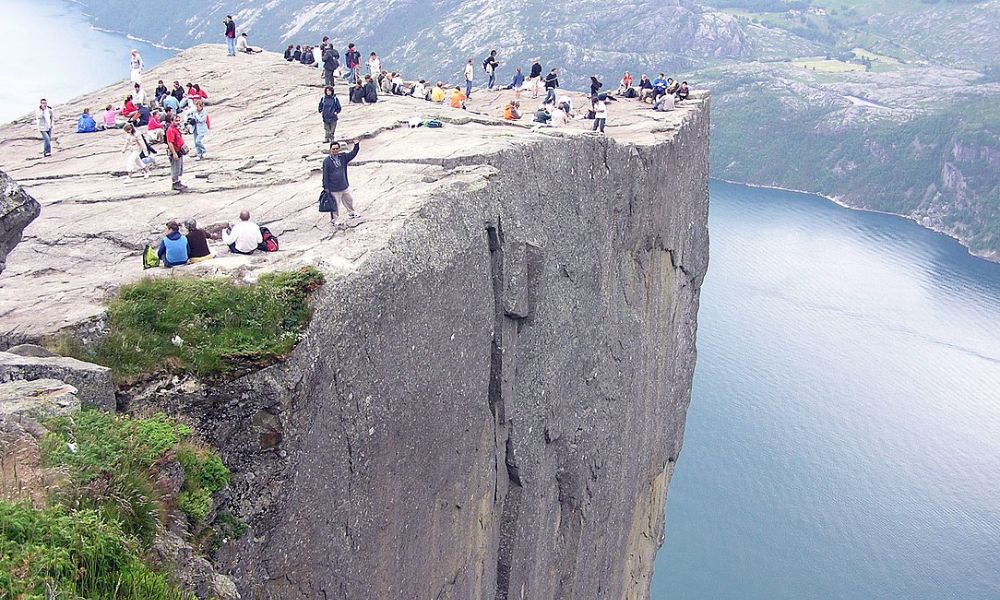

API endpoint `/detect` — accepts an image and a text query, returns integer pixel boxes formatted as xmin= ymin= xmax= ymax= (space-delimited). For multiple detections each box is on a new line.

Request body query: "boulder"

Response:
xmin=0 ymin=169 xmax=40 ymax=275
xmin=0 ymin=378 xmax=80 ymax=419
xmin=0 ymin=352 xmax=114 ymax=411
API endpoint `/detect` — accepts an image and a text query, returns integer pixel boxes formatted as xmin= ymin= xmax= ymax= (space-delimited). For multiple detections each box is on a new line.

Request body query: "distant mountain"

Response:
xmin=81 ymin=0 xmax=1000 ymax=259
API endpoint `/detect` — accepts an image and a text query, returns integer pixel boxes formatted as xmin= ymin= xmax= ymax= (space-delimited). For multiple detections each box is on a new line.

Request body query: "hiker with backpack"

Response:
xmin=322 ymin=45 xmax=340 ymax=86
xmin=157 ymin=221 xmax=189 ymax=268
xmin=318 ymin=86 xmax=342 ymax=144
xmin=483 ymin=50 xmax=499 ymax=90
xmin=322 ymin=140 xmax=362 ymax=225
xmin=222 ymin=210 xmax=264 ymax=255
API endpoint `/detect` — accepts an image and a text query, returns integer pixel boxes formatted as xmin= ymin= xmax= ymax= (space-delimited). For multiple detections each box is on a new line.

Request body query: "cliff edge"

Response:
xmin=0 ymin=45 xmax=709 ymax=599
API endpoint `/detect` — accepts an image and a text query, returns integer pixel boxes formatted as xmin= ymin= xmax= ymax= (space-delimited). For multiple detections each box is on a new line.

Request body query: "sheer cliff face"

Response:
xmin=0 ymin=170 xmax=40 ymax=275
xmin=211 ymin=111 xmax=709 ymax=599
xmin=0 ymin=47 xmax=708 ymax=600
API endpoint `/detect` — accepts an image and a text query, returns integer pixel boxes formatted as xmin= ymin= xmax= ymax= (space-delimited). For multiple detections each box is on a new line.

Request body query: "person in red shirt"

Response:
xmin=146 ymin=109 xmax=164 ymax=142
xmin=165 ymin=115 xmax=189 ymax=192
xmin=121 ymin=95 xmax=139 ymax=122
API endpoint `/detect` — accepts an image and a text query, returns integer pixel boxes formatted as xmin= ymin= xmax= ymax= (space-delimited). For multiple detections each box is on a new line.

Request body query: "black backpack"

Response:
xmin=624 ymin=87 xmax=637 ymax=98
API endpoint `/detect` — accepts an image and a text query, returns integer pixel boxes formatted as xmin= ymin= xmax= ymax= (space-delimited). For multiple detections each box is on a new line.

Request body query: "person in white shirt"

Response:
xmin=35 ymin=98 xmax=53 ymax=157
xmin=368 ymin=52 xmax=381 ymax=78
xmin=222 ymin=210 xmax=263 ymax=254
xmin=411 ymin=79 xmax=427 ymax=100
xmin=129 ymin=49 xmax=144 ymax=85
xmin=464 ymin=58 xmax=474 ymax=98
xmin=133 ymin=83 xmax=146 ymax=106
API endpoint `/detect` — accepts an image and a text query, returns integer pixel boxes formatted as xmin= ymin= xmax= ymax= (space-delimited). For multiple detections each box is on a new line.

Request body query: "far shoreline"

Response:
xmin=715 ymin=177 xmax=1000 ymax=266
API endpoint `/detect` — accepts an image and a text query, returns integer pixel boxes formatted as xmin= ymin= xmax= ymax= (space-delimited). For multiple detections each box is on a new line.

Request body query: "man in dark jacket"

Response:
xmin=322 ymin=46 xmax=340 ymax=86
xmin=318 ymin=86 xmax=342 ymax=143
xmin=528 ymin=58 xmax=542 ymax=98
xmin=322 ymin=140 xmax=361 ymax=223
xmin=224 ymin=16 xmax=236 ymax=56
xmin=345 ymin=43 xmax=361 ymax=83
xmin=544 ymin=68 xmax=559 ymax=104
xmin=363 ymin=76 xmax=378 ymax=104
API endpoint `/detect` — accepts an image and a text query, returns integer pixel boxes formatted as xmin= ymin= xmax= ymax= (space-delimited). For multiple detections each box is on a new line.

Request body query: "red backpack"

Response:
xmin=259 ymin=227 xmax=279 ymax=252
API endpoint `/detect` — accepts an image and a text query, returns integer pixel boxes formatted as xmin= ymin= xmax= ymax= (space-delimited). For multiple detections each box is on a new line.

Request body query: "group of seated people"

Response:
xmin=284 ymin=44 xmax=319 ymax=65
xmin=618 ymin=72 xmax=690 ymax=111
xmin=76 ymin=79 xmax=209 ymax=135
xmin=156 ymin=211 xmax=273 ymax=268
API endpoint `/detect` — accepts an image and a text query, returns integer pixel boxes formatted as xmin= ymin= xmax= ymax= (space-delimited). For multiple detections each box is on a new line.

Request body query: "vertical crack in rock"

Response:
xmin=486 ymin=218 xmax=524 ymax=600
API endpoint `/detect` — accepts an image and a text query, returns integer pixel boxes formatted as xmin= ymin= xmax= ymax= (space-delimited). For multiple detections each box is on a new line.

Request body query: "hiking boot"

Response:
xmin=172 ymin=182 xmax=189 ymax=192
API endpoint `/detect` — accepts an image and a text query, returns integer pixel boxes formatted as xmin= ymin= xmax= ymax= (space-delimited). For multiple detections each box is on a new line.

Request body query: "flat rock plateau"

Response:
xmin=0 ymin=45 xmax=710 ymax=600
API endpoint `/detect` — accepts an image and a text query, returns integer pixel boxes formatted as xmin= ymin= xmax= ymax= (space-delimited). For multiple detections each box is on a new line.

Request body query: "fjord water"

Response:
xmin=653 ymin=181 xmax=1000 ymax=599
xmin=0 ymin=0 xmax=171 ymax=122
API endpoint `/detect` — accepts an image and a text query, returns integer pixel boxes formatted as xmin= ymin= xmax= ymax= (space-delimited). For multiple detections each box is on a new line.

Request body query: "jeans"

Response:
xmin=325 ymin=69 xmax=336 ymax=86
xmin=41 ymin=129 xmax=51 ymax=155
xmin=488 ymin=72 xmax=496 ymax=89
xmin=350 ymin=66 xmax=360 ymax=83
xmin=466 ymin=80 xmax=472 ymax=98
xmin=592 ymin=118 xmax=606 ymax=133
xmin=169 ymin=154 xmax=183 ymax=183
xmin=544 ymin=88 xmax=556 ymax=104
xmin=194 ymin=133 xmax=206 ymax=158
xmin=226 ymin=37 xmax=236 ymax=56
xmin=324 ymin=120 xmax=337 ymax=143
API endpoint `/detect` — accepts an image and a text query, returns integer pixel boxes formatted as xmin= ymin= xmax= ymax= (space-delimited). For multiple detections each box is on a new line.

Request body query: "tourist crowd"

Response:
xmin=31 ymin=14 xmax=696 ymax=269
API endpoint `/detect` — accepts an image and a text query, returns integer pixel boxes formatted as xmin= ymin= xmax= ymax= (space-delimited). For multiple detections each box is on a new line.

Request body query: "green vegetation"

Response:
xmin=58 ymin=267 xmax=324 ymax=383
xmin=0 ymin=503 xmax=193 ymax=600
xmin=2 ymin=411 xmax=235 ymax=599
xmin=177 ymin=445 xmax=229 ymax=522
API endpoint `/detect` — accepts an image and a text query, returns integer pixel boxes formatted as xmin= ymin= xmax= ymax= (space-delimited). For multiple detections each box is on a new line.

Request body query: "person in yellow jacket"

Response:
xmin=431 ymin=81 xmax=447 ymax=103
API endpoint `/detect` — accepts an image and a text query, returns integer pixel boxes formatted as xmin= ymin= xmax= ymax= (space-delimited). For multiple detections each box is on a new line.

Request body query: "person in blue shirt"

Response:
xmin=511 ymin=68 xmax=525 ymax=101
xmin=157 ymin=221 xmax=189 ymax=267
xmin=322 ymin=140 xmax=361 ymax=224
xmin=76 ymin=108 xmax=99 ymax=133
xmin=652 ymin=73 xmax=668 ymax=102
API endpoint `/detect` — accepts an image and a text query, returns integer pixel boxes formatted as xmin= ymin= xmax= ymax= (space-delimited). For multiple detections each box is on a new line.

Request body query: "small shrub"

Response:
xmin=176 ymin=444 xmax=230 ymax=522
xmin=178 ymin=489 xmax=213 ymax=523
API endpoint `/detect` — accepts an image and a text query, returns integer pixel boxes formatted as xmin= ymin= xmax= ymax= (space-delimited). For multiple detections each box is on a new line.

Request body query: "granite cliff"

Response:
xmin=0 ymin=46 xmax=709 ymax=599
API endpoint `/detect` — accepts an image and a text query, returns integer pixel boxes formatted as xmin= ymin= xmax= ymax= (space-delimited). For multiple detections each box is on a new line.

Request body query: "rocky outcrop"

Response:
xmin=0 ymin=169 xmax=40 ymax=275
xmin=0 ymin=352 xmax=115 ymax=411
xmin=0 ymin=47 xmax=709 ymax=599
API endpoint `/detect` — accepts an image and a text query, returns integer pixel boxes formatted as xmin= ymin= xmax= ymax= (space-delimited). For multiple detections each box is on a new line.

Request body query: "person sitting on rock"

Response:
xmin=284 ymin=45 xmax=295 ymax=61
xmin=147 ymin=109 xmax=165 ymax=142
xmin=171 ymin=81 xmax=185 ymax=104
xmin=533 ymin=105 xmax=552 ymax=124
xmin=411 ymin=79 xmax=428 ymax=100
xmin=236 ymin=32 xmax=262 ymax=54
xmin=161 ymin=91 xmax=180 ymax=115
xmin=133 ymin=82 xmax=147 ymax=106
xmin=322 ymin=140 xmax=362 ymax=224
xmin=503 ymin=100 xmax=522 ymax=121
xmin=350 ymin=81 xmax=365 ymax=104
xmin=101 ymin=104 xmax=120 ymax=129
xmin=300 ymin=45 xmax=316 ymax=65
xmin=431 ymin=81 xmax=447 ymax=103
xmin=637 ymin=74 xmax=654 ymax=102
xmin=363 ymin=75 xmax=379 ymax=104
xmin=653 ymin=92 xmax=675 ymax=112
xmin=292 ymin=45 xmax=302 ymax=62
xmin=154 ymin=80 xmax=169 ymax=105
xmin=619 ymin=72 xmax=633 ymax=95
xmin=121 ymin=95 xmax=140 ymax=122
xmin=391 ymin=72 xmax=405 ymax=95
xmin=676 ymin=81 xmax=690 ymax=101
xmin=450 ymin=86 xmax=467 ymax=110
xmin=667 ymin=78 xmax=680 ymax=95
xmin=183 ymin=219 xmax=213 ymax=262
xmin=76 ymin=108 xmax=99 ymax=133
xmin=157 ymin=221 xmax=189 ymax=268
xmin=222 ymin=210 xmax=264 ymax=255
xmin=652 ymin=73 xmax=668 ymax=102
xmin=135 ymin=104 xmax=152 ymax=127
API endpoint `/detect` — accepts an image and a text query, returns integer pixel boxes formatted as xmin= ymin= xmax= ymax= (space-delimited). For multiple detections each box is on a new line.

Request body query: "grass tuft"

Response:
xmin=62 ymin=267 xmax=324 ymax=383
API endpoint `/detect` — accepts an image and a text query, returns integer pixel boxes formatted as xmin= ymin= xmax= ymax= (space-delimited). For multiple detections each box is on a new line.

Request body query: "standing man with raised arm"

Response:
xmin=322 ymin=140 xmax=362 ymax=225
xmin=35 ymin=98 xmax=53 ymax=157
xmin=224 ymin=16 xmax=236 ymax=56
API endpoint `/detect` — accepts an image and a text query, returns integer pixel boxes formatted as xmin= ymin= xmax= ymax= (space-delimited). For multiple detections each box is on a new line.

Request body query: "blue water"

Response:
xmin=653 ymin=181 xmax=1000 ymax=599
xmin=0 ymin=0 xmax=172 ymax=121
